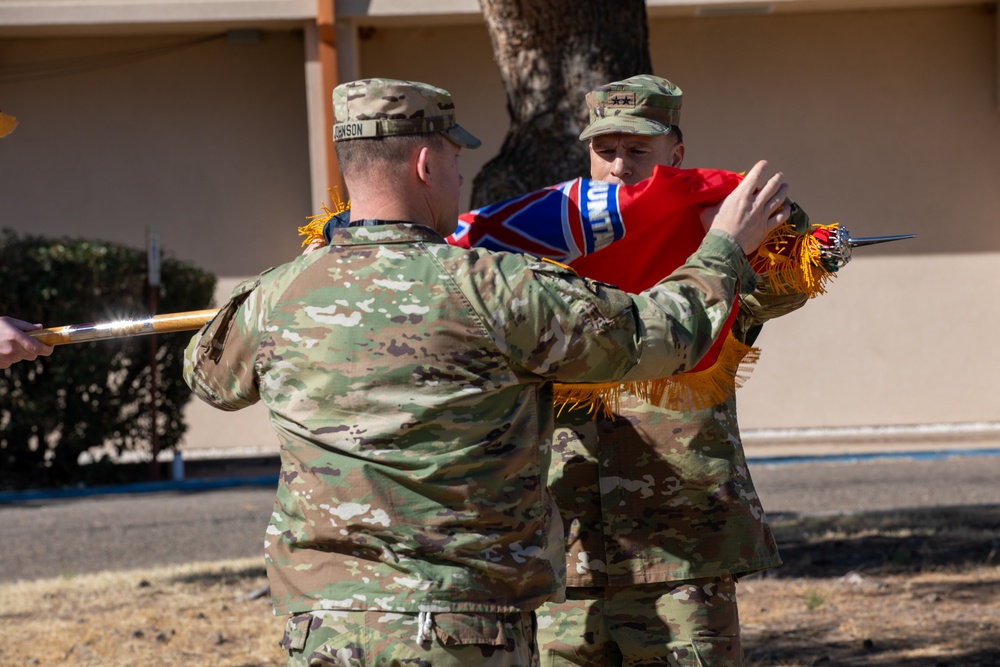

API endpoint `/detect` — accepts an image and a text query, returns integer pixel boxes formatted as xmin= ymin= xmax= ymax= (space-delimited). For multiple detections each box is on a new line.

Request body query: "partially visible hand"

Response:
xmin=0 ymin=316 xmax=54 ymax=369
xmin=302 ymin=239 xmax=325 ymax=255
xmin=700 ymin=160 xmax=792 ymax=254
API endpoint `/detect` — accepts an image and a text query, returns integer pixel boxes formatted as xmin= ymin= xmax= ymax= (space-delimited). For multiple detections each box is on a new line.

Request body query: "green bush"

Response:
xmin=0 ymin=229 xmax=216 ymax=490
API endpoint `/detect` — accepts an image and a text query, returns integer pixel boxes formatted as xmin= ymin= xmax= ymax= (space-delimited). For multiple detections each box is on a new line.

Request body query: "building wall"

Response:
xmin=357 ymin=4 xmax=1000 ymax=432
xmin=351 ymin=23 xmax=509 ymax=213
xmin=1 ymin=30 xmax=314 ymax=451
xmin=647 ymin=6 xmax=1000 ymax=429
xmin=3 ymin=4 xmax=998 ymax=453
xmin=0 ymin=31 xmax=313 ymax=276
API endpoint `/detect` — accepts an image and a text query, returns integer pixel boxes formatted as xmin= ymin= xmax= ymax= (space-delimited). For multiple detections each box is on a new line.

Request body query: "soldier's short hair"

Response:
xmin=335 ymin=133 xmax=444 ymax=176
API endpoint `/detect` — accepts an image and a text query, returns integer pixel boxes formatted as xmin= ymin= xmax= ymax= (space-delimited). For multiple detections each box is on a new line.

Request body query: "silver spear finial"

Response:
xmin=819 ymin=225 xmax=917 ymax=269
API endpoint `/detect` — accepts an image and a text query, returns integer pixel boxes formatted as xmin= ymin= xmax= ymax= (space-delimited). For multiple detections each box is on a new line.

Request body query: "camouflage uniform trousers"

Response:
xmin=536 ymin=577 xmax=741 ymax=667
xmin=281 ymin=609 xmax=540 ymax=667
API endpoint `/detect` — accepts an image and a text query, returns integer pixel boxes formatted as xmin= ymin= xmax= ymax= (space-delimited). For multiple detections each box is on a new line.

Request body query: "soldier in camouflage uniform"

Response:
xmin=535 ymin=75 xmax=811 ymax=666
xmin=183 ymin=77 xmax=794 ymax=667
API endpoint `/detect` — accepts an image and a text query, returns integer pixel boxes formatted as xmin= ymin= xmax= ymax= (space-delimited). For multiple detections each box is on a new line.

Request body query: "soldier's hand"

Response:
xmin=302 ymin=239 xmax=325 ymax=255
xmin=0 ymin=316 xmax=53 ymax=369
xmin=700 ymin=160 xmax=792 ymax=254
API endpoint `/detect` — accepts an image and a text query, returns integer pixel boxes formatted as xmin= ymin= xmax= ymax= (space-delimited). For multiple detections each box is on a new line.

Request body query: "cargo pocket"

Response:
xmin=198 ymin=275 xmax=260 ymax=363
xmin=280 ymin=613 xmax=312 ymax=652
xmin=687 ymin=635 xmax=743 ymax=667
xmin=432 ymin=612 xmax=510 ymax=648
xmin=306 ymin=646 xmax=351 ymax=667
xmin=281 ymin=612 xmax=361 ymax=667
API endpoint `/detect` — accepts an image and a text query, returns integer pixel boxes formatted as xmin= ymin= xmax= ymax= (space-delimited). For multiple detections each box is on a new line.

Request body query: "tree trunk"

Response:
xmin=471 ymin=0 xmax=652 ymax=208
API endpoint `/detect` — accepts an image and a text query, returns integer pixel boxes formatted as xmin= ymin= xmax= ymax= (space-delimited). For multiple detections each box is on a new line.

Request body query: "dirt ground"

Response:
xmin=2 ymin=505 xmax=998 ymax=667
xmin=740 ymin=506 xmax=1000 ymax=667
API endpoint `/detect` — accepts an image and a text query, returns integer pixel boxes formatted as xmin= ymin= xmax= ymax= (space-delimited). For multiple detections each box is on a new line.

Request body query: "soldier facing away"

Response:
xmin=183 ymin=77 xmax=793 ymax=666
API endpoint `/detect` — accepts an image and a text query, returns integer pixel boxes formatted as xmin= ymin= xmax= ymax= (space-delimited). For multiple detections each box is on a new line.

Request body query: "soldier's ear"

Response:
xmin=415 ymin=145 xmax=432 ymax=187
xmin=670 ymin=142 xmax=685 ymax=168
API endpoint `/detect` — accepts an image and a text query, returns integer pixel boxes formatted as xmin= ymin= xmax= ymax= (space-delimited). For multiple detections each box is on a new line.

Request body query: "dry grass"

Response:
xmin=0 ymin=559 xmax=285 ymax=666
xmin=740 ymin=566 xmax=1000 ymax=666
xmin=740 ymin=506 xmax=1000 ymax=666
xmin=3 ymin=506 xmax=999 ymax=666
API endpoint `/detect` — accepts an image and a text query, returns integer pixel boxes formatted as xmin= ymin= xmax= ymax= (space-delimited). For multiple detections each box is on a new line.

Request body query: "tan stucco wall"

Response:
xmin=1 ymin=31 xmax=312 ymax=277
xmin=357 ymin=3 xmax=1000 ymax=433
xmin=3 ymin=3 xmax=999 ymax=452
xmin=646 ymin=5 xmax=1000 ymax=429
xmin=738 ymin=252 xmax=1000 ymax=428
xmin=351 ymin=23 xmax=509 ymax=213
xmin=1 ymin=30 xmax=315 ymax=452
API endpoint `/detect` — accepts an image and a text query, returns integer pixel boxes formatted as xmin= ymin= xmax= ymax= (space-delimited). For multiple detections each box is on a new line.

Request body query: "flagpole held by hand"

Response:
xmin=27 ymin=309 xmax=220 ymax=346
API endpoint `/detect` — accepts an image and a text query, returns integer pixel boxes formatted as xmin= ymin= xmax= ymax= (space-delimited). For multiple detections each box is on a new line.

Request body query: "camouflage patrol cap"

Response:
xmin=333 ymin=78 xmax=481 ymax=149
xmin=579 ymin=75 xmax=682 ymax=141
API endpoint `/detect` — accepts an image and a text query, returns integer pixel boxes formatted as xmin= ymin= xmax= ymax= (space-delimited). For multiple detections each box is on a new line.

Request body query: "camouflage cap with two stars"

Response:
xmin=579 ymin=75 xmax=683 ymax=141
xmin=332 ymin=77 xmax=481 ymax=149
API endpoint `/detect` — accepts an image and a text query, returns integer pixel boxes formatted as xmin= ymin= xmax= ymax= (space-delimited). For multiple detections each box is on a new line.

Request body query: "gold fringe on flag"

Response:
xmin=553 ymin=332 xmax=760 ymax=417
xmin=294 ymin=200 xmax=840 ymax=417
xmin=0 ymin=111 xmax=19 ymax=139
xmin=752 ymin=222 xmax=840 ymax=298
xmin=298 ymin=190 xmax=350 ymax=248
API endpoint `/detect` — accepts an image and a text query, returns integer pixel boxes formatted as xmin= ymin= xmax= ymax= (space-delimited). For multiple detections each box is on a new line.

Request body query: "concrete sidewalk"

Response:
xmin=3 ymin=421 xmax=1000 ymax=505
xmin=173 ymin=420 xmax=1000 ymax=465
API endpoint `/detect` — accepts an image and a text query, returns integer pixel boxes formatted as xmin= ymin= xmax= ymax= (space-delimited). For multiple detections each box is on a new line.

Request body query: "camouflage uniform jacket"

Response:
xmin=553 ymin=282 xmax=809 ymax=588
xmin=183 ymin=222 xmax=757 ymax=615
